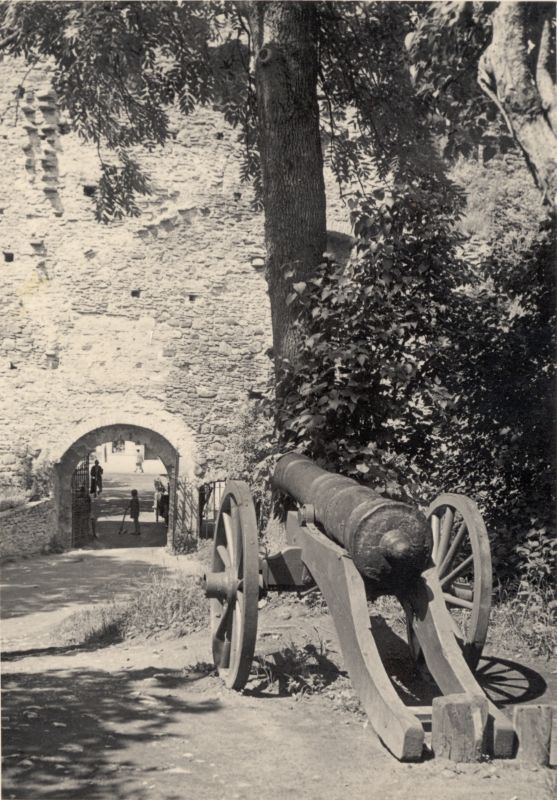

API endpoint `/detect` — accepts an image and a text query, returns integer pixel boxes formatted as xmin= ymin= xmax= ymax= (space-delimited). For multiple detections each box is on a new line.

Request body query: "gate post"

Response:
xmin=167 ymin=450 xmax=180 ymax=552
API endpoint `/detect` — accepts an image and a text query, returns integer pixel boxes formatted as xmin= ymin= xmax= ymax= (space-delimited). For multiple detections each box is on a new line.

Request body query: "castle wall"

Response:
xmin=0 ymin=60 xmax=275 ymax=490
xmin=0 ymin=57 xmax=352 ymax=500
xmin=0 ymin=499 xmax=56 ymax=560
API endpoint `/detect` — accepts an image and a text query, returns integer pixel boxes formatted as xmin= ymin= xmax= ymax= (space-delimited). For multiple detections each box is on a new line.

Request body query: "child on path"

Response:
xmin=134 ymin=449 xmax=144 ymax=473
xmin=127 ymin=489 xmax=141 ymax=535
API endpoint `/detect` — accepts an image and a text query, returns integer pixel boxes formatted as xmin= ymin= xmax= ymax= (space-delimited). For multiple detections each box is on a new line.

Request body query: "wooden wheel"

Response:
xmin=205 ymin=481 xmax=259 ymax=690
xmin=426 ymin=493 xmax=492 ymax=669
xmin=406 ymin=493 xmax=492 ymax=670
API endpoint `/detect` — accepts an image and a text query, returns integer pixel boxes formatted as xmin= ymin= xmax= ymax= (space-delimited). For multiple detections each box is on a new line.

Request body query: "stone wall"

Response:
xmin=0 ymin=58 xmax=352 ymax=493
xmin=0 ymin=59 xmax=271 ymax=489
xmin=0 ymin=499 xmax=56 ymax=560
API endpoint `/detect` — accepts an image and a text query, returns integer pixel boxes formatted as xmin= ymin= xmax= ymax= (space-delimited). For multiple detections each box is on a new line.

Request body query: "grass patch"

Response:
xmin=251 ymin=638 xmax=334 ymax=698
xmin=489 ymin=583 xmax=557 ymax=659
xmin=54 ymin=569 xmax=209 ymax=647
xmin=55 ymin=603 xmax=126 ymax=647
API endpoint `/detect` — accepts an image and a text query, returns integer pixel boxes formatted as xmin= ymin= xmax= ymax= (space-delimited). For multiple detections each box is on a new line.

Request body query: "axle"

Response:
xmin=272 ymin=453 xmax=432 ymax=593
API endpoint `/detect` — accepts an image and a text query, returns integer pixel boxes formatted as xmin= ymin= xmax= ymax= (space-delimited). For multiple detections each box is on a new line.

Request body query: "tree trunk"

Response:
xmin=247 ymin=2 xmax=327 ymax=372
xmin=478 ymin=2 xmax=557 ymax=209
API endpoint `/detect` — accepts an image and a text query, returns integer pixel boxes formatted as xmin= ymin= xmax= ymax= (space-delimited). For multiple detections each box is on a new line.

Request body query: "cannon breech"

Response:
xmin=272 ymin=452 xmax=432 ymax=592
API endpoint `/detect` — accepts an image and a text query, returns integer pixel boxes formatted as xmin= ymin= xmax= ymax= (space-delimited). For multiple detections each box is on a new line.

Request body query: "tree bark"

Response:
xmin=478 ymin=2 xmax=557 ymax=209
xmin=247 ymin=2 xmax=327 ymax=372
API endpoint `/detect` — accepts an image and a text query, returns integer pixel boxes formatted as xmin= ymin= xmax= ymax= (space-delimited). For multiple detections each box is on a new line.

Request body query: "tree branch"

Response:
xmin=478 ymin=1 xmax=557 ymax=209
xmin=536 ymin=13 xmax=557 ymax=133
xmin=0 ymin=29 xmax=18 ymax=49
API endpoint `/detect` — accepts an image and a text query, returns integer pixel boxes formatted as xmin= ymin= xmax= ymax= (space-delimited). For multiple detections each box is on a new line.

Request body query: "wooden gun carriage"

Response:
xmin=203 ymin=453 xmax=548 ymax=762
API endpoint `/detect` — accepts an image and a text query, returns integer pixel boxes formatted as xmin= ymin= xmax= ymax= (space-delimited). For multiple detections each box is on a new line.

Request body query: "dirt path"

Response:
xmin=2 ymin=544 xmax=556 ymax=800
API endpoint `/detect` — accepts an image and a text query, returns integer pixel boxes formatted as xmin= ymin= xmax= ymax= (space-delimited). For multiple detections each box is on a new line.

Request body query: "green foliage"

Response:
xmin=406 ymin=1 xmax=514 ymax=163
xmin=251 ymin=639 xmax=332 ymax=698
xmin=14 ymin=445 xmax=53 ymax=501
xmin=490 ymin=579 xmax=557 ymax=659
xmin=277 ymin=3 xmax=469 ymax=499
xmin=425 ymin=157 xmax=556 ymax=588
xmin=1 ymin=0 xmax=229 ymax=219
xmin=276 ymin=157 xmax=555 ymax=587
xmin=221 ymin=398 xmax=277 ymax=530
xmin=276 ymin=6 xmax=555 ymax=588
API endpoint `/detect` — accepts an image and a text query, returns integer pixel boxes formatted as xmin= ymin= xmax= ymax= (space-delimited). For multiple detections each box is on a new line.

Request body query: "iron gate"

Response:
xmin=199 ymin=480 xmax=226 ymax=539
xmin=71 ymin=456 xmax=90 ymax=547
xmin=171 ymin=478 xmax=226 ymax=549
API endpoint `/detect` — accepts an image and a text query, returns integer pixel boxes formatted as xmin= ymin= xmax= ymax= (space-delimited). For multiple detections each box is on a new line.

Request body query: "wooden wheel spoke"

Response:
xmin=436 ymin=507 xmax=454 ymax=566
xmin=431 ymin=514 xmax=441 ymax=562
xmin=440 ymin=553 xmax=474 ymax=588
xmin=216 ymin=544 xmax=231 ymax=571
xmin=438 ymin=520 xmax=467 ymax=577
xmin=212 ymin=601 xmax=234 ymax=668
xmin=443 ymin=591 xmax=474 ymax=610
xmin=222 ymin=511 xmax=235 ymax=566
xmin=230 ymin=592 xmax=244 ymax=671
xmin=231 ymin=503 xmax=243 ymax=574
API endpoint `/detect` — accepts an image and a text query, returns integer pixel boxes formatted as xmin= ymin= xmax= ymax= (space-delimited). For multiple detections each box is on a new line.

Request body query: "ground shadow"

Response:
xmin=368 ymin=616 xmax=548 ymax=713
xmin=1 ymin=664 xmax=220 ymax=800
xmin=1 ymin=641 xmax=121 ymax=663
xmin=90 ymin=472 xmax=168 ymax=550
xmin=369 ymin=615 xmax=442 ymax=707
xmin=1 ymin=551 xmax=177 ymax=624
xmin=476 ymin=655 xmax=547 ymax=706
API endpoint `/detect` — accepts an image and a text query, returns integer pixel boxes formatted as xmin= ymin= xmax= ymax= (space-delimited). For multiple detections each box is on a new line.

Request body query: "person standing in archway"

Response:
xmin=127 ymin=489 xmax=141 ymax=535
xmin=90 ymin=490 xmax=99 ymax=539
xmin=134 ymin=448 xmax=144 ymax=473
xmin=90 ymin=459 xmax=103 ymax=494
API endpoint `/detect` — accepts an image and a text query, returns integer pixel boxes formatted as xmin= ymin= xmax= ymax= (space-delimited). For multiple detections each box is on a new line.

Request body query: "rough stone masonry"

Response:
xmin=0 ymin=58 xmax=351 ymax=493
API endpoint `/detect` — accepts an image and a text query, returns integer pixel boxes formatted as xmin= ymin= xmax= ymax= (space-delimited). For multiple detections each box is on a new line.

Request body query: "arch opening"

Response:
xmin=54 ymin=422 xmax=187 ymax=549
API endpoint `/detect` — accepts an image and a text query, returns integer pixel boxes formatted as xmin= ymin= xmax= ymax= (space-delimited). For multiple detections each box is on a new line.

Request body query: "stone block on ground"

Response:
xmin=513 ymin=704 xmax=553 ymax=765
xmin=431 ymin=694 xmax=488 ymax=762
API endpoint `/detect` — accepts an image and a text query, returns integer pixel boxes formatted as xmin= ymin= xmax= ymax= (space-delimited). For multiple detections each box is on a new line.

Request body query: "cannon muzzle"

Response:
xmin=272 ymin=453 xmax=431 ymax=593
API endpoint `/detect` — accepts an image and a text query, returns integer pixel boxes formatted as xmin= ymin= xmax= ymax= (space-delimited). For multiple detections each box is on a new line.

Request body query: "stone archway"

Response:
xmin=51 ymin=414 xmax=197 ymax=547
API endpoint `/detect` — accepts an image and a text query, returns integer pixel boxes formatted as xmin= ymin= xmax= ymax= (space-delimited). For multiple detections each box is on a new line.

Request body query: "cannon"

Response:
xmin=202 ymin=453 xmax=536 ymax=761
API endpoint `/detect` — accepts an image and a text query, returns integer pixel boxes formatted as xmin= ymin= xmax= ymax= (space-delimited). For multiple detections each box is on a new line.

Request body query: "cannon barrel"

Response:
xmin=272 ymin=453 xmax=432 ymax=592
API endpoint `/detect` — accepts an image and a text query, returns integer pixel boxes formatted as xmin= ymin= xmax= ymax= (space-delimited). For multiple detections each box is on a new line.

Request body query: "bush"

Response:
xmin=275 ymin=148 xmax=555 ymax=594
xmin=221 ymin=397 xmax=278 ymax=532
xmin=16 ymin=445 xmax=53 ymax=501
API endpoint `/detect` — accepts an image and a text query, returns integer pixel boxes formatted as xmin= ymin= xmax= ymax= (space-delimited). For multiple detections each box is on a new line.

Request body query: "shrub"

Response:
xmin=221 ymin=397 xmax=278 ymax=532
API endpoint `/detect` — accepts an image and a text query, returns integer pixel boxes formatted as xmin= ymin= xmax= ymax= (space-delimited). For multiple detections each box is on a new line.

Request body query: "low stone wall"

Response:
xmin=0 ymin=499 xmax=57 ymax=560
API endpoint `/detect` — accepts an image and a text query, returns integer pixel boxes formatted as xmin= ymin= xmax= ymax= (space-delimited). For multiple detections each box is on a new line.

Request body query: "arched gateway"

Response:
xmin=49 ymin=414 xmax=198 ymax=548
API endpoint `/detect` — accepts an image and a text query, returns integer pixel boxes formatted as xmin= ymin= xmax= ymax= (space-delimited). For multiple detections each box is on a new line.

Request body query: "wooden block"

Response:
xmin=432 ymin=694 xmax=488 ymax=762
xmin=513 ymin=705 xmax=553 ymax=766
